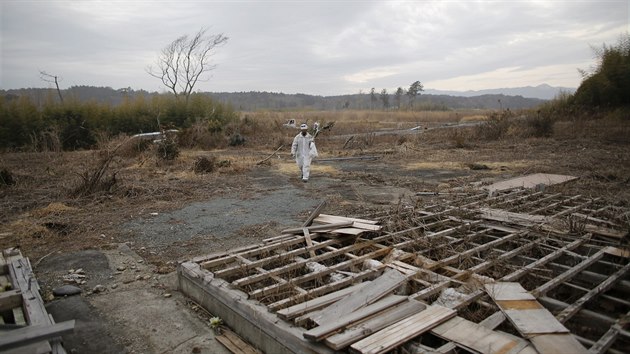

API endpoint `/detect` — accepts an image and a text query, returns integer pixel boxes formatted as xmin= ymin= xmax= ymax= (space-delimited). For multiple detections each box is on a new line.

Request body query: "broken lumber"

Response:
xmin=215 ymin=328 xmax=262 ymax=354
xmin=0 ymin=320 xmax=75 ymax=351
xmin=311 ymin=268 xmax=407 ymax=325
xmin=349 ymin=305 xmax=455 ymax=354
xmin=485 ymin=282 xmax=588 ymax=354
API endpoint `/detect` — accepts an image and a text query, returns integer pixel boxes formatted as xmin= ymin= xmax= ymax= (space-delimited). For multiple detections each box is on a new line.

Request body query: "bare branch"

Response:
xmin=147 ymin=28 xmax=228 ymax=104
xmin=39 ymin=70 xmax=64 ymax=103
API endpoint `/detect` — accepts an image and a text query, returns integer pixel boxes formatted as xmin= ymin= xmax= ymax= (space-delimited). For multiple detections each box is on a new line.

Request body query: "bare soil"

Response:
xmin=1 ymin=128 xmax=629 ymax=353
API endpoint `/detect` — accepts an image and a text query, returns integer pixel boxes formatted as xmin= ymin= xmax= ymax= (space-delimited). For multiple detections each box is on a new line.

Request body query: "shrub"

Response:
xmin=526 ymin=114 xmax=555 ymax=137
xmin=228 ymin=133 xmax=246 ymax=146
xmin=193 ymin=156 xmax=217 ymax=173
xmin=155 ymin=132 xmax=179 ymax=160
xmin=0 ymin=168 xmax=15 ymax=186
xmin=475 ymin=111 xmax=511 ymax=140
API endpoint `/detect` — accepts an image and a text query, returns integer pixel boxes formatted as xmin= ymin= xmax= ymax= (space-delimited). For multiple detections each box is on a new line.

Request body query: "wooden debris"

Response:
xmin=0 ymin=320 xmax=75 ymax=351
xmin=485 ymin=282 xmax=588 ymax=354
xmin=215 ymin=328 xmax=262 ymax=354
xmin=349 ymin=305 xmax=455 ymax=354
xmin=431 ymin=316 xmax=534 ymax=354
xmin=484 ymin=173 xmax=577 ymax=193
xmin=303 ymin=295 xmax=407 ymax=341
xmin=311 ymin=268 xmax=407 ymax=325
xmin=179 ymin=192 xmax=630 ymax=354
xmin=0 ymin=248 xmax=72 ymax=354
xmin=324 ymin=299 xmax=426 ymax=350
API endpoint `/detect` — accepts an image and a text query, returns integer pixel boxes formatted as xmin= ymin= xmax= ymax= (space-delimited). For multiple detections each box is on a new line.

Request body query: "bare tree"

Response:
xmin=39 ymin=71 xmax=64 ymax=103
xmin=147 ymin=28 xmax=228 ymax=104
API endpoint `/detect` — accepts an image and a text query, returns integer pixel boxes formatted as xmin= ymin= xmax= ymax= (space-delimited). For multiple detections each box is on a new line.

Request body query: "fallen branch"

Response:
xmin=256 ymin=145 xmax=283 ymax=165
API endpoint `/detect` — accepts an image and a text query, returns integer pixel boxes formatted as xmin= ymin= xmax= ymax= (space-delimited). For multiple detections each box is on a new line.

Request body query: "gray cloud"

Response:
xmin=1 ymin=0 xmax=628 ymax=95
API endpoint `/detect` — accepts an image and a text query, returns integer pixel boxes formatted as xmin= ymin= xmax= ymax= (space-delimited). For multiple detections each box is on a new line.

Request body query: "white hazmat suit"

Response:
xmin=291 ymin=128 xmax=318 ymax=182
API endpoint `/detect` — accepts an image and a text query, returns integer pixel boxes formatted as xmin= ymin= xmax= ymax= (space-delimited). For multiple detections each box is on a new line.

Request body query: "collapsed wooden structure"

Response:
xmin=179 ymin=188 xmax=630 ymax=354
xmin=0 ymin=248 xmax=74 ymax=353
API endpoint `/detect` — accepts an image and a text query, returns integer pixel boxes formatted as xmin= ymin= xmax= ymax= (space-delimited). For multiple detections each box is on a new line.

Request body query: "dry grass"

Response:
xmin=1 ymin=108 xmax=629 ymax=262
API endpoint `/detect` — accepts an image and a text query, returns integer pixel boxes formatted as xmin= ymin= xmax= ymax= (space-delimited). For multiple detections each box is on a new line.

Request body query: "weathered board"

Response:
xmin=350 ymin=305 xmax=455 ymax=354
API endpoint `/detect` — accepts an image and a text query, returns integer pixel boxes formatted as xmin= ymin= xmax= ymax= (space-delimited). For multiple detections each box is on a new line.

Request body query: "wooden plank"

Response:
xmin=324 ymin=299 xmax=426 ymax=350
xmin=315 ymin=214 xmax=379 ymax=225
xmin=486 ymin=282 xmax=588 ymax=354
xmin=282 ymin=221 xmax=354 ymax=234
xmin=302 ymin=200 xmax=327 ymax=228
xmin=302 ymin=228 xmax=317 ymax=258
xmin=503 ymin=308 xmax=569 ymax=334
xmin=303 ymin=295 xmax=407 ymax=341
xmin=312 ymin=268 xmax=407 ymax=325
xmin=0 ymin=274 xmax=11 ymax=289
xmin=431 ymin=316 xmax=530 ymax=354
xmin=276 ymin=281 xmax=370 ymax=320
xmin=215 ymin=328 xmax=262 ymax=354
xmin=483 ymin=173 xmax=577 ymax=193
xmin=351 ymin=222 xmax=382 ymax=231
xmin=330 ymin=228 xmax=368 ymax=236
xmin=9 ymin=258 xmax=53 ymax=326
xmin=3 ymin=341 xmax=52 ymax=354
xmin=13 ymin=307 xmax=26 ymax=325
xmin=350 ymin=305 xmax=455 ymax=354
xmin=433 ymin=311 xmax=506 ymax=353
xmin=529 ymin=334 xmax=589 ymax=354
xmin=0 ymin=320 xmax=75 ymax=351
xmin=486 ymin=282 xmax=537 ymax=301
xmin=604 ymin=246 xmax=630 ymax=258
xmin=0 ymin=289 xmax=22 ymax=312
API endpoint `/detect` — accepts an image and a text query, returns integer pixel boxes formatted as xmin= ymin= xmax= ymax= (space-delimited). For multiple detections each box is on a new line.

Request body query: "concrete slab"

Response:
xmin=484 ymin=173 xmax=577 ymax=193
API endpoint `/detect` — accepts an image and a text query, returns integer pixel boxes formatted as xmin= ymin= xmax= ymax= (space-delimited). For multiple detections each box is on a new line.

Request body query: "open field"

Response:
xmin=1 ymin=109 xmax=629 ymax=353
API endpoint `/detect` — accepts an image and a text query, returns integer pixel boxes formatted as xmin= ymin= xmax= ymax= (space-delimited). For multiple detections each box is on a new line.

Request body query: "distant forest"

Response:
xmin=1 ymin=86 xmax=545 ymax=111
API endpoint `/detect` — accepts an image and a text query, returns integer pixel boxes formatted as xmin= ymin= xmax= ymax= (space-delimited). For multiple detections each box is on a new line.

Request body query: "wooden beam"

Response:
xmin=276 ymin=281 xmax=370 ymax=320
xmin=0 ymin=289 xmax=22 ymax=312
xmin=215 ymin=328 xmax=262 ymax=354
xmin=0 ymin=320 xmax=75 ymax=351
xmin=556 ymin=260 xmax=630 ymax=323
xmin=302 ymin=201 xmax=327 ymax=228
xmin=502 ymin=234 xmax=591 ymax=282
xmin=532 ymin=248 xmax=607 ymax=297
xmin=281 ymin=221 xmax=354 ymax=235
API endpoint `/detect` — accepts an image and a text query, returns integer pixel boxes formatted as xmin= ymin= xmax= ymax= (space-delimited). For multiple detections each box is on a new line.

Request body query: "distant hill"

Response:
xmin=425 ymin=84 xmax=575 ymax=100
xmin=2 ymin=86 xmax=550 ymax=111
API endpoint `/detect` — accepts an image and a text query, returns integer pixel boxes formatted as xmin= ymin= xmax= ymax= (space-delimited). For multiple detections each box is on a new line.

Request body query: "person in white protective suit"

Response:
xmin=291 ymin=123 xmax=318 ymax=182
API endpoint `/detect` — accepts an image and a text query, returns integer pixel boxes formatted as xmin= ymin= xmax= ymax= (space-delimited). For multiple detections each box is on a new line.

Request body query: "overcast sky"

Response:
xmin=1 ymin=0 xmax=628 ymax=96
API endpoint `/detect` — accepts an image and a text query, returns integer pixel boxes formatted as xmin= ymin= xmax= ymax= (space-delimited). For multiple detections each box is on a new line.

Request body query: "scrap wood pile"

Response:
xmin=181 ymin=188 xmax=630 ymax=354
xmin=0 ymin=248 xmax=74 ymax=354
